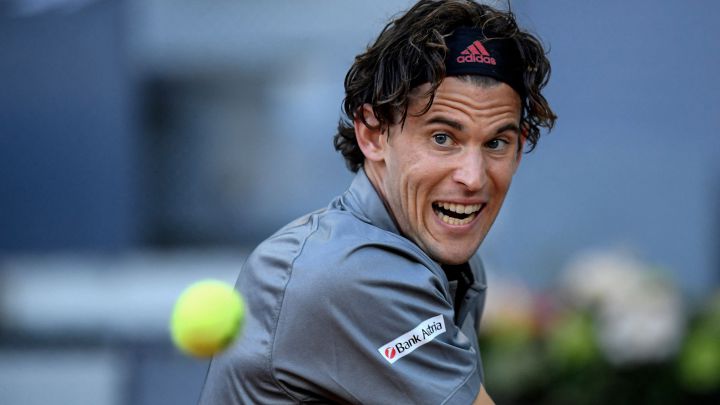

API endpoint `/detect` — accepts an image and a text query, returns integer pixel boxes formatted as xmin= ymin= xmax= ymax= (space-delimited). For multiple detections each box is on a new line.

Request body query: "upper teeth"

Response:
xmin=436 ymin=202 xmax=482 ymax=214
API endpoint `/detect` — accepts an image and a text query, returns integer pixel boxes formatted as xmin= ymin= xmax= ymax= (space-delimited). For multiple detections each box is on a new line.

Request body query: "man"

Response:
xmin=200 ymin=1 xmax=555 ymax=403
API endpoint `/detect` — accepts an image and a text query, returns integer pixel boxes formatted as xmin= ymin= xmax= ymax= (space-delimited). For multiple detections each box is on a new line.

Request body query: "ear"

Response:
xmin=514 ymin=126 xmax=528 ymax=171
xmin=354 ymin=104 xmax=386 ymax=163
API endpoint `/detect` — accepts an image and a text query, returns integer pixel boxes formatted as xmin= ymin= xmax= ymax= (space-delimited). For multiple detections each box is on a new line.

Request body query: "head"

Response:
xmin=334 ymin=0 xmax=556 ymax=265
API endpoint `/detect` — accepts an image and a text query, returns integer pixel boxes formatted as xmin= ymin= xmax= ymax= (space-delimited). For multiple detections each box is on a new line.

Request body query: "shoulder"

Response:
xmin=292 ymin=210 xmax=450 ymax=304
xmin=239 ymin=206 xmax=449 ymax=311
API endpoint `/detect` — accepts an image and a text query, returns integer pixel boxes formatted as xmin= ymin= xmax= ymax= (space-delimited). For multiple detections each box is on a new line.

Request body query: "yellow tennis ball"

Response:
xmin=170 ymin=279 xmax=245 ymax=358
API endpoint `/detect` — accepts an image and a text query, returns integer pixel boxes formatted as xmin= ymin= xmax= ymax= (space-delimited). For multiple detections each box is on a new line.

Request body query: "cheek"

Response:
xmin=405 ymin=157 xmax=443 ymax=196
xmin=397 ymin=166 xmax=424 ymax=213
xmin=488 ymin=159 xmax=519 ymax=191
xmin=397 ymin=155 xmax=438 ymax=219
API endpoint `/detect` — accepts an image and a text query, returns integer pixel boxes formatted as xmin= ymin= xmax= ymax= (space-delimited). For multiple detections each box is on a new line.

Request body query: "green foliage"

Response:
xmin=678 ymin=294 xmax=720 ymax=393
xmin=478 ymin=291 xmax=720 ymax=404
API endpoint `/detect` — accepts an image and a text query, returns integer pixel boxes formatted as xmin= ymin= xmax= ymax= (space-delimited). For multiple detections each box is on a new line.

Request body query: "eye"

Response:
xmin=486 ymin=139 xmax=509 ymax=150
xmin=432 ymin=133 xmax=450 ymax=145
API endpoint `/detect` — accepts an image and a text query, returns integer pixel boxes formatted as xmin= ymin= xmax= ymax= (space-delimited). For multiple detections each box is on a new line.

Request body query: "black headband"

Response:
xmin=445 ymin=27 xmax=525 ymax=98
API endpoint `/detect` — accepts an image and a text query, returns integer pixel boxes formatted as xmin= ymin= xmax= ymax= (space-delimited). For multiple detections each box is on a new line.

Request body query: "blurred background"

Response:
xmin=0 ymin=0 xmax=718 ymax=404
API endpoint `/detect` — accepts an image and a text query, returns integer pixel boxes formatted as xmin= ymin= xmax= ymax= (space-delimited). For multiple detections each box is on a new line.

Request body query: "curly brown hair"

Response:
xmin=334 ymin=0 xmax=557 ymax=172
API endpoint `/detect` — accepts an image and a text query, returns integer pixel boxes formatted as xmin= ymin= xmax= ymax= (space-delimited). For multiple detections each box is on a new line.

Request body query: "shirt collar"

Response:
xmin=339 ymin=168 xmax=400 ymax=236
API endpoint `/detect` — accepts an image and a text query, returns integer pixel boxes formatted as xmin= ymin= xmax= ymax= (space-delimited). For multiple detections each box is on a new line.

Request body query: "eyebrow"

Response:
xmin=496 ymin=122 xmax=521 ymax=136
xmin=426 ymin=116 xmax=521 ymax=136
xmin=426 ymin=117 xmax=464 ymax=131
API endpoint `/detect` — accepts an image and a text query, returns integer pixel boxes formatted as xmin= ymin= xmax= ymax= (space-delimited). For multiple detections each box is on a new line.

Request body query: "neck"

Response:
xmin=361 ymin=162 xmax=402 ymax=233
xmin=362 ymin=162 xmax=385 ymax=201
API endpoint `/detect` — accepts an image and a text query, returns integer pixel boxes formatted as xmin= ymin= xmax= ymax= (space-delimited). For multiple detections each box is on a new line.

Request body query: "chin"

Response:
xmin=433 ymin=251 xmax=474 ymax=266
xmin=442 ymin=257 xmax=471 ymax=266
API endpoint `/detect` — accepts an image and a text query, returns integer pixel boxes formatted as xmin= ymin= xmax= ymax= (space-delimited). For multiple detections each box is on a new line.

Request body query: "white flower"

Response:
xmin=561 ymin=249 xmax=685 ymax=365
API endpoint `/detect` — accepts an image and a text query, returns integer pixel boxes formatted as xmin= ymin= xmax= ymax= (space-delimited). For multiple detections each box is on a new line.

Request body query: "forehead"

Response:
xmin=408 ymin=77 xmax=522 ymax=122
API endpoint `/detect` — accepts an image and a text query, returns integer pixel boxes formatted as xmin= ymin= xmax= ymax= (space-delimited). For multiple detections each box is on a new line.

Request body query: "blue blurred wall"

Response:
xmin=0 ymin=0 xmax=141 ymax=252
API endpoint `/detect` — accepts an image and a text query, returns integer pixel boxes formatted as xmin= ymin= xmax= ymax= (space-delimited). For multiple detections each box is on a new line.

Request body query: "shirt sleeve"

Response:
xmin=271 ymin=242 xmax=482 ymax=405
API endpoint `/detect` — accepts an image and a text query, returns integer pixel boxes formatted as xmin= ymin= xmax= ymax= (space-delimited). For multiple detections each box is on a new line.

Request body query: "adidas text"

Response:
xmin=457 ymin=54 xmax=496 ymax=65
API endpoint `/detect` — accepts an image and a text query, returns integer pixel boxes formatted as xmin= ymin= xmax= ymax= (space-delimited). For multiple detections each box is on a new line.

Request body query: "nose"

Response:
xmin=452 ymin=150 xmax=486 ymax=191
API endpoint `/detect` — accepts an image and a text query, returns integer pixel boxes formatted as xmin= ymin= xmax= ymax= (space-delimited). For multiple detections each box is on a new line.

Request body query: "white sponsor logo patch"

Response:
xmin=378 ymin=314 xmax=446 ymax=364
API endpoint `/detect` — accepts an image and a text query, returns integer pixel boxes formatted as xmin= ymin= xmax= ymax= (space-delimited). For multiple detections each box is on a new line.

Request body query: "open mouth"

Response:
xmin=432 ymin=202 xmax=484 ymax=226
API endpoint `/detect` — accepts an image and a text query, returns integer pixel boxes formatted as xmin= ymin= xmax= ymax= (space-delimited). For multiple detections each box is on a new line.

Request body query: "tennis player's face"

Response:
xmin=366 ymin=78 xmax=523 ymax=265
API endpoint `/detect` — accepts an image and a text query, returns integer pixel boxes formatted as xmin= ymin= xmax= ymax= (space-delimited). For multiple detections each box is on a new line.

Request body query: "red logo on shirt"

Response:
xmin=384 ymin=347 xmax=397 ymax=360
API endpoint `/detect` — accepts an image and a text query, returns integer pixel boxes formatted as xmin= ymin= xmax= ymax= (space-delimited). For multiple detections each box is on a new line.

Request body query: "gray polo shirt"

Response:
xmin=199 ymin=169 xmax=487 ymax=404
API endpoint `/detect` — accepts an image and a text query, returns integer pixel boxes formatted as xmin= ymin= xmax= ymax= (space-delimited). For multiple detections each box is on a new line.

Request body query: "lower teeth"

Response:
xmin=438 ymin=212 xmax=476 ymax=225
